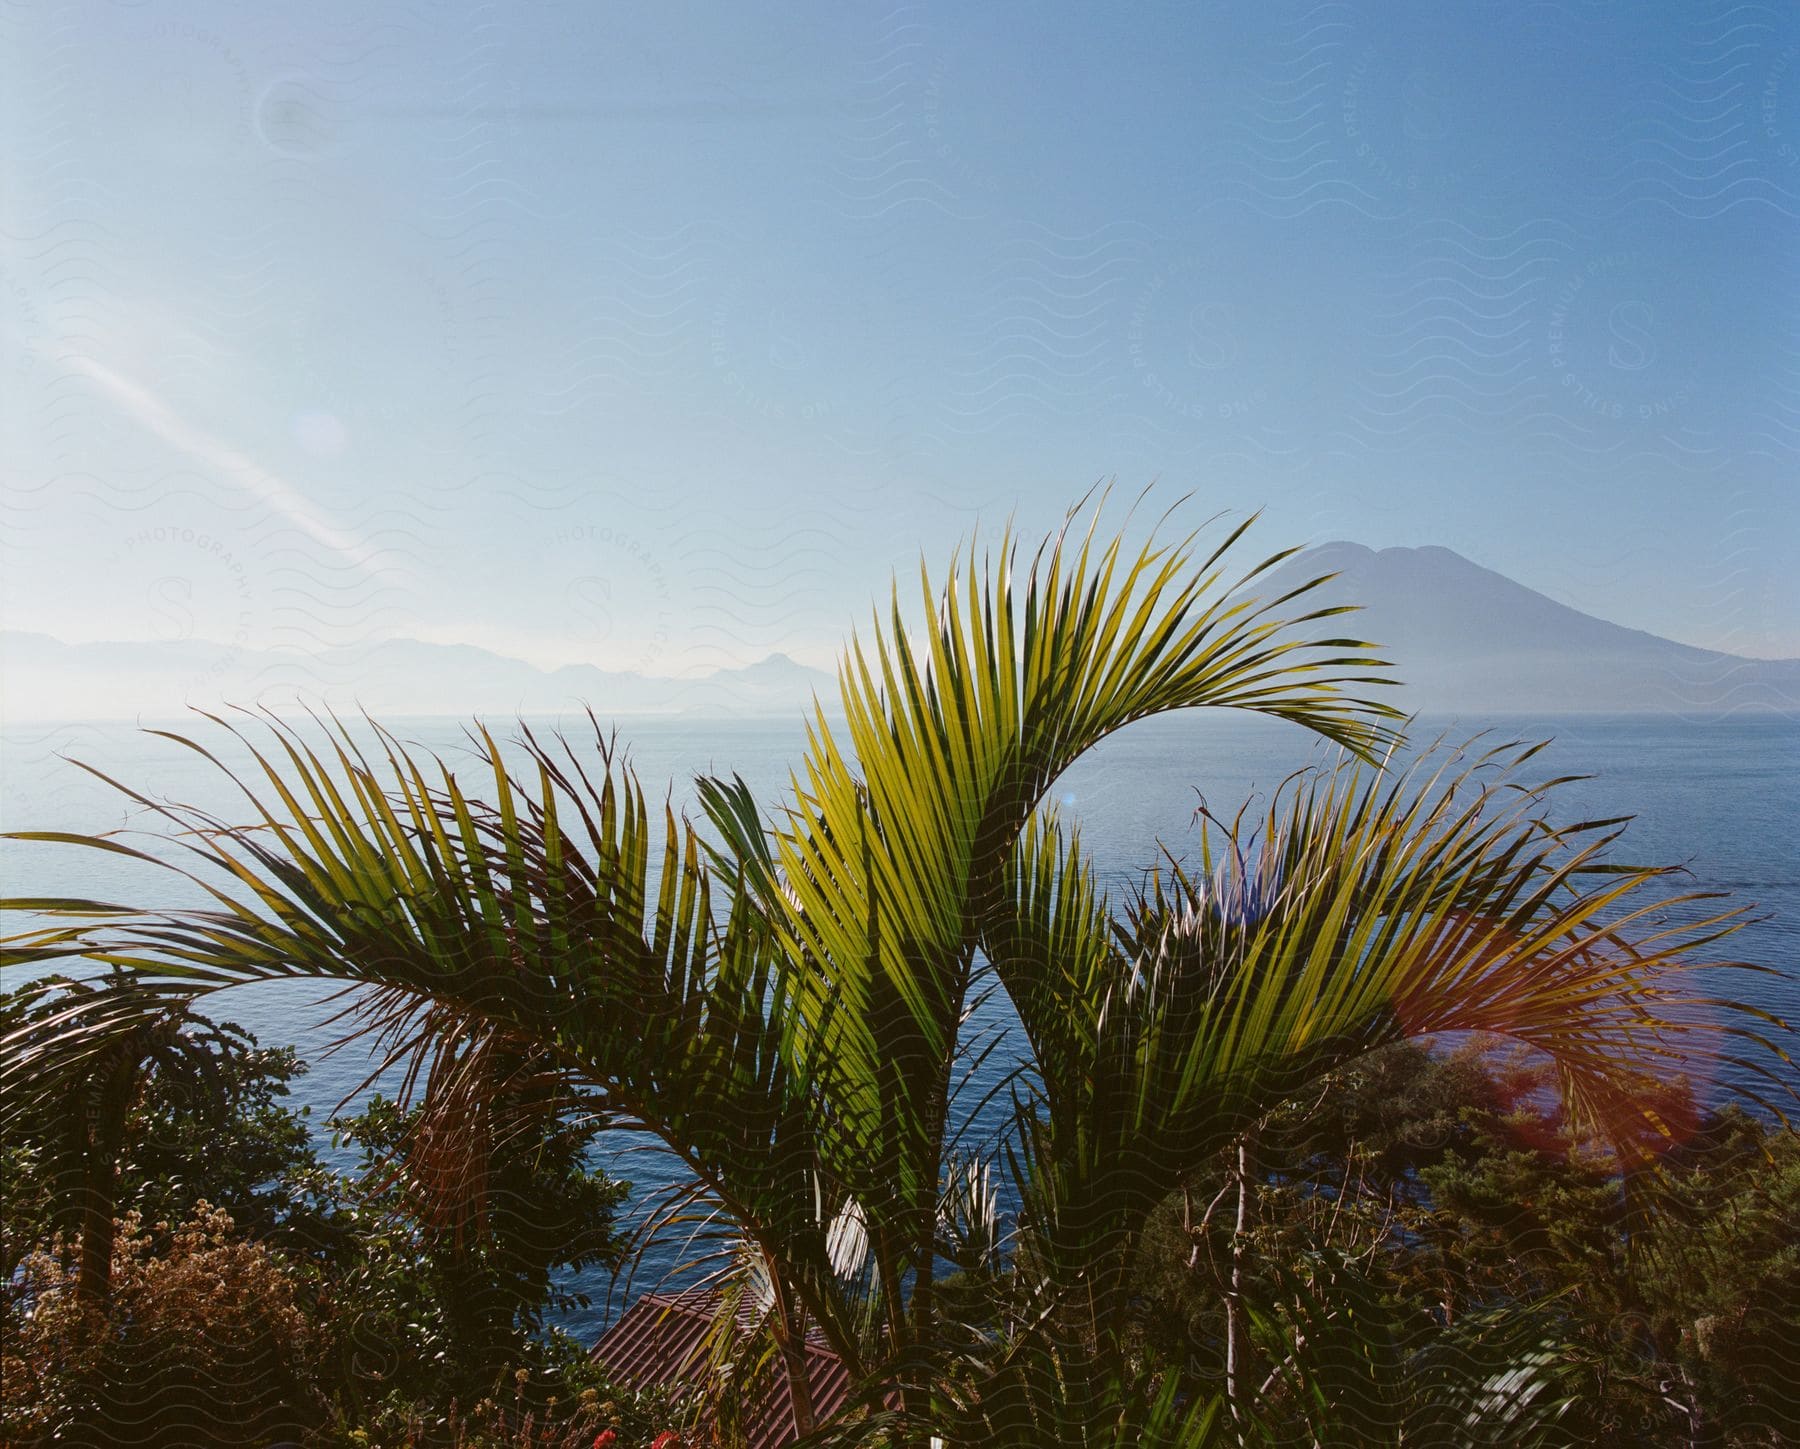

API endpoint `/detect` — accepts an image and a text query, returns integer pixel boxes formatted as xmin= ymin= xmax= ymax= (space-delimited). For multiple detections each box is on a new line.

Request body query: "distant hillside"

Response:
xmin=1257 ymin=543 xmax=1800 ymax=718
xmin=0 ymin=631 xmax=836 ymax=722
xmin=6 ymin=545 xmax=1796 ymax=722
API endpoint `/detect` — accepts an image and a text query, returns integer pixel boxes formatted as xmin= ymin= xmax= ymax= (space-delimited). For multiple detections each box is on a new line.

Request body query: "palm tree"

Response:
xmin=2 ymin=498 xmax=1785 ymax=1443
xmin=0 ymin=972 xmax=255 ymax=1304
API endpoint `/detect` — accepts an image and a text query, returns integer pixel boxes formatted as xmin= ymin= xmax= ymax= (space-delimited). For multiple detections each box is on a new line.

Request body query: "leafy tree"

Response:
xmin=1636 ymin=1107 xmax=1800 ymax=1442
xmin=0 ymin=971 xmax=322 ymax=1300
xmin=2 ymin=1202 xmax=329 ymax=1447
xmin=1 ymin=976 xmax=635 ymax=1445
xmin=313 ymin=1088 xmax=629 ymax=1424
xmin=1132 ymin=1041 xmax=1800 ymax=1444
xmin=2 ymin=498 xmax=1787 ymax=1444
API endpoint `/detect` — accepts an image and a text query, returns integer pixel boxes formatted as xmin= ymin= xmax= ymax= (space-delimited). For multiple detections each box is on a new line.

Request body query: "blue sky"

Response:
xmin=3 ymin=0 xmax=1797 ymax=679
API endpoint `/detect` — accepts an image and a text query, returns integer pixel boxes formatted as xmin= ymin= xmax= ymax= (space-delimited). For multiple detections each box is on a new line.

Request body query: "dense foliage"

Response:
xmin=6 ymin=1203 xmax=328 ymax=1448
xmin=0 ymin=983 xmax=664 ymax=1446
xmin=316 ymin=1089 xmax=630 ymax=1420
xmin=5 ymin=1000 xmax=1792 ymax=1445
xmin=3 ymin=500 xmax=1794 ymax=1445
xmin=1133 ymin=1041 xmax=1800 ymax=1444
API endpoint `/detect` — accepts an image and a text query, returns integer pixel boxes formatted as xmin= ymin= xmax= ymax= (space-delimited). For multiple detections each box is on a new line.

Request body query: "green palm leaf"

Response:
xmin=3 ymin=497 xmax=1787 ymax=1444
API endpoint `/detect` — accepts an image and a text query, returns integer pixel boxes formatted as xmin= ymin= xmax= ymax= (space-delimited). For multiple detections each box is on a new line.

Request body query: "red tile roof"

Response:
xmin=591 ymin=1287 xmax=877 ymax=1449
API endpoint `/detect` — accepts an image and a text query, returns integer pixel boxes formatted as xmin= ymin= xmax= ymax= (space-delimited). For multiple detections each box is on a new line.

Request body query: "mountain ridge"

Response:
xmin=1253 ymin=542 xmax=1798 ymax=717
xmin=5 ymin=543 xmax=1796 ymax=720
xmin=0 ymin=631 xmax=837 ymax=722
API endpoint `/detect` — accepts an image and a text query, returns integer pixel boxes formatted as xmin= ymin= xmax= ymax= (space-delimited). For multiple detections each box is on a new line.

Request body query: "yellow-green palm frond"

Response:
xmin=768 ymin=497 xmax=1401 ymax=1294
xmin=989 ymin=736 xmax=1790 ymax=1344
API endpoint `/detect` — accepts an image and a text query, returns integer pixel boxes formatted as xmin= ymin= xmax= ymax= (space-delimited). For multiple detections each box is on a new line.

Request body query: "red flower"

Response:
xmin=593 ymin=1432 xmax=617 ymax=1449
xmin=650 ymin=1434 xmax=683 ymax=1449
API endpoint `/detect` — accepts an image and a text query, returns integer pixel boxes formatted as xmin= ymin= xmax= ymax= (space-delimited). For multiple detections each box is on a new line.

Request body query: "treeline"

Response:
xmin=3 ymin=976 xmax=1795 ymax=1446
xmin=0 ymin=974 xmax=685 ymax=1448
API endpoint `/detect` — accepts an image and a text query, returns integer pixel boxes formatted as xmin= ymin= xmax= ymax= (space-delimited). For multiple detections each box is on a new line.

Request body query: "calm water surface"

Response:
xmin=4 ymin=709 xmax=1796 ymax=1339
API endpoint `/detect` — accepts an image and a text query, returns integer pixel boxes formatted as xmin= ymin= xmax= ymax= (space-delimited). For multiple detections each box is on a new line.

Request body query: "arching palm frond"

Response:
xmin=3 ymin=497 xmax=1788 ymax=1447
xmin=983 ymin=738 xmax=1788 ymax=1374
xmin=766 ymin=501 xmax=1400 ymax=1348
xmin=0 ymin=709 xmax=846 ymax=1355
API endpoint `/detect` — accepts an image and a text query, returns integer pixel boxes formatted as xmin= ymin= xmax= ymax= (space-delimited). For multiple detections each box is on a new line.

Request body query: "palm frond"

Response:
xmin=769 ymin=498 xmax=1401 ymax=1308
xmin=988 ymin=737 xmax=1788 ymax=1358
xmin=3 ymin=499 xmax=1788 ymax=1447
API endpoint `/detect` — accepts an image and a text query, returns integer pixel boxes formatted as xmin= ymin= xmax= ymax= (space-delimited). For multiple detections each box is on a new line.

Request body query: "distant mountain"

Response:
xmin=6 ymin=546 xmax=1796 ymax=723
xmin=1255 ymin=543 xmax=1800 ymax=718
xmin=0 ymin=631 xmax=837 ymax=722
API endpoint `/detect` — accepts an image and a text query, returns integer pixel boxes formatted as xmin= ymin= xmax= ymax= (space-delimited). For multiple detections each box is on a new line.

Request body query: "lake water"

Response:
xmin=3 ymin=708 xmax=1796 ymax=1341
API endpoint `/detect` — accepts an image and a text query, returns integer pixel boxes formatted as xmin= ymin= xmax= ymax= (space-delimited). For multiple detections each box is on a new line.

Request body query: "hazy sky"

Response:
xmin=3 ymin=0 xmax=1797 ymax=680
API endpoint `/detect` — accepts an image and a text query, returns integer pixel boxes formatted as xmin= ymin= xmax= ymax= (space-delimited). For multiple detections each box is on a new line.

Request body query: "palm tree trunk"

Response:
xmin=781 ymin=1338 xmax=816 ymax=1440
xmin=1225 ymin=1126 xmax=1258 ymax=1419
xmin=899 ymin=941 xmax=978 ymax=1441
xmin=75 ymin=1165 xmax=118 ymax=1307
xmin=767 ymin=1268 xmax=817 ymax=1437
xmin=901 ymin=1138 xmax=941 ymax=1441
xmin=76 ymin=1053 xmax=140 ymax=1307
